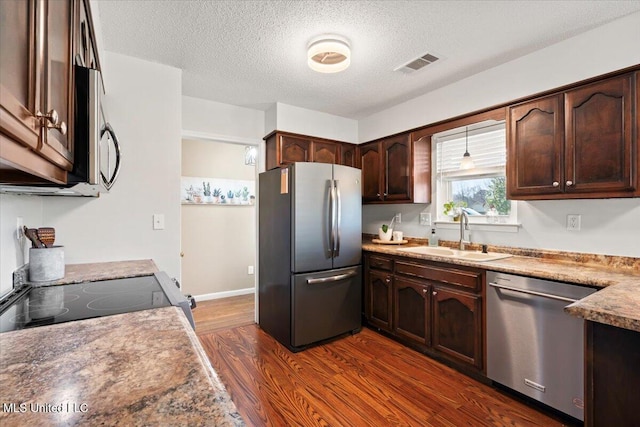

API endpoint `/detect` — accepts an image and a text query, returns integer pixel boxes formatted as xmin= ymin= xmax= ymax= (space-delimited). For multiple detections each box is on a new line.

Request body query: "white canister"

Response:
xmin=392 ymin=231 xmax=404 ymax=241
xmin=29 ymin=246 xmax=65 ymax=282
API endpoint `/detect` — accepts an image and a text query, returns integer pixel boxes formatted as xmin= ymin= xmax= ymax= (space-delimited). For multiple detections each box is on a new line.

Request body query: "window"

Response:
xmin=435 ymin=121 xmax=516 ymax=223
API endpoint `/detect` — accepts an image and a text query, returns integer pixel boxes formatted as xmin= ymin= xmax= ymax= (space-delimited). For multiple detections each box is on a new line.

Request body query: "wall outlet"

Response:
xmin=247 ymin=266 xmax=254 ymax=275
xmin=567 ymin=214 xmax=581 ymax=231
xmin=394 ymin=213 xmax=402 ymax=224
xmin=419 ymin=212 xmax=431 ymax=226
xmin=153 ymin=214 xmax=165 ymax=230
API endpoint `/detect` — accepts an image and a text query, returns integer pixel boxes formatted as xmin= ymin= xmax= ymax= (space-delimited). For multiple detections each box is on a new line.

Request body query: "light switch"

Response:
xmin=153 ymin=214 xmax=165 ymax=230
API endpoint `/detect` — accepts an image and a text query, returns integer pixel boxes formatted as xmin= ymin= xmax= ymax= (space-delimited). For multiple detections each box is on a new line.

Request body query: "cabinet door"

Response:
xmin=383 ymin=135 xmax=412 ymax=201
xmin=432 ymin=286 xmax=482 ymax=369
xmin=41 ymin=0 xmax=74 ymax=170
xmin=312 ymin=140 xmax=340 ymax=164
xmin=565 ymin=74 xmax=635 ymax=194
xmin=280 ymin=135 xmax=311 ymax=165
xmin=507 ymin=95 xmax=564 ymax=197
xmin=365 ymin=269 xmax=393 ymax=331
xmin=0 ymin=0 xmax=39 ymax=151
xmin=359 ymin=142 xmax=383 ymax=202
xmin=393 ymin=277 xmax=430 ymax=346
xmin=341 ymin=143 xmax=358 ymax=168
xmin=75 ymin=0 xmax=91 ymax=67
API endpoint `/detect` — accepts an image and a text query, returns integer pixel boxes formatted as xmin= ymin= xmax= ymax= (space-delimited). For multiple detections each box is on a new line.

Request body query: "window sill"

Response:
xmin=434 ymin=221 xmax=521 ymax=233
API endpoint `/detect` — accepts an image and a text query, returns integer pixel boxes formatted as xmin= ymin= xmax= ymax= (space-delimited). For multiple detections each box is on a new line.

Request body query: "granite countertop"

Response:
xmin=0 ymin=307 xmax=244 ymax=426
xmin=362 ymin=241 xmax=640 ymax=333
xmin=27 ymin=259 xmax=160 ymax=286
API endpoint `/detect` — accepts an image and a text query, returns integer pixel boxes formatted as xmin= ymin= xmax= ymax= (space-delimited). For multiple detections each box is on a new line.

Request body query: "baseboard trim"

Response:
xmin=193 ymin=287 xmax=255 ymax=301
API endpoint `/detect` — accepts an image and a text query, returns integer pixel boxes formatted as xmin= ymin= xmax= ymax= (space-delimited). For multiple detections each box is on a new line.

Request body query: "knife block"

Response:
xmin=29 ymin=246 xmax=65 ymax=282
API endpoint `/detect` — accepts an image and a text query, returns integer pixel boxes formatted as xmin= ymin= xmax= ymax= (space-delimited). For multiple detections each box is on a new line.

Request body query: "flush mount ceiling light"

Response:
xmin=460 ymin=127 xmax=475 ymax=170
xmin=307 ymin=36 xmax=350 ymax=73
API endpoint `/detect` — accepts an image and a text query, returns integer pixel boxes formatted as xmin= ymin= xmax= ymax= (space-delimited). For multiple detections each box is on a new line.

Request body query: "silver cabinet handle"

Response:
xmin=385 ymin=278 xmax=391 ymax=283
xmin=36 ymin=109 xmax=59 ymax=125
xmin=489 ymin=282 xmax=578 ymax=303
xmin=552 ymin=181 xmax=559 ymax=187
xmin=432 ymin=291 xmax=437 ymax=296
xmin=422 ymin=289 xmax=427 ymax=294
xmin=566 ymin=180 xmax=574 ymax=186
xmin=307 ymin=271 xmax=357 ymax=284
xmin=36 ymin=109 xmax=67 ymax=135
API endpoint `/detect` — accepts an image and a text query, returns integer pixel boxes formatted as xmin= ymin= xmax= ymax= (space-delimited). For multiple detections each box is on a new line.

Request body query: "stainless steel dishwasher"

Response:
xmin=486 ymin=271 xmax=597 ymax=421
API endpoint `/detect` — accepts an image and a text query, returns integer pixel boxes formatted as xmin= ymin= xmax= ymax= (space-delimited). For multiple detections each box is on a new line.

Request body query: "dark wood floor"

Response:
xmin=196 ymin=296 xmax=574 ymax=427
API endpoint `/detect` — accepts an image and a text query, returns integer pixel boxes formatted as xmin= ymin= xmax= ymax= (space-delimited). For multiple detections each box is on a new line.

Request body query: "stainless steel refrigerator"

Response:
xmin=258 ymin=162 xmax=362 ymax=352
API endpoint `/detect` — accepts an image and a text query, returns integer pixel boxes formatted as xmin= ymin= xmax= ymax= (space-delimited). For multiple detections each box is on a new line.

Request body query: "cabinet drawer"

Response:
xmin=395 ymin=261 xmax=482 ymax=291
xmin=368 ymin=255 xmax=393 ymax=271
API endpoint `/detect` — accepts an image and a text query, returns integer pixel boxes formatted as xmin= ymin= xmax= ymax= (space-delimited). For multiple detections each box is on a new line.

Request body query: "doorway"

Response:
xmin=180 ymin=138 xmax=258 ymax=301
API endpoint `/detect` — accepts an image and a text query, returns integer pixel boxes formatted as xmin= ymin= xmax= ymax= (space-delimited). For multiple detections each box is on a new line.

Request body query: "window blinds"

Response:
xmin=436 ymin=122 xmax=506 ymax=176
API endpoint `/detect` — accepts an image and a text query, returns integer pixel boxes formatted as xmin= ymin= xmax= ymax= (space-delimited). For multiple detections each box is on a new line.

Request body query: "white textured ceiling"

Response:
xmin=96 ymin=0 xmax=640 ymax=119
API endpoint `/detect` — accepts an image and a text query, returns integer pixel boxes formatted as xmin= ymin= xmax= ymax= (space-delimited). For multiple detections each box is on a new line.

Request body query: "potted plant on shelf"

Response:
xmin=241 ymin=186 xmax=250 ymax=203
xmin=203 ymin=182 xmax=212 ymax=203
xmin=227 ymin=190 xmax=235 ymax=204
xmin=443 ymin=200 xmax=467 ymax=221
xmin=234 ymin=189 xmax=242 ymax=204
xmin=212 ymin=188 xmax=222 ymax=203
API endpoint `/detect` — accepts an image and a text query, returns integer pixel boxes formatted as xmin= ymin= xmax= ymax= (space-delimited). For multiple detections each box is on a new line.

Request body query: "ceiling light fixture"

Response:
xmin=307 ymin=36 xmax=350 ymax=73
xmin=460 ymin=127 xmax=475 ymax=170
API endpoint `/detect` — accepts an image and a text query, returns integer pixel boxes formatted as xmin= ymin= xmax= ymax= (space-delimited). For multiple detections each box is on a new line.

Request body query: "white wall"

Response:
xmin=182 ymin=96 xmax=264 ymax=140
xmin=266 ymin=102 xmax=358 ymax=143
xmin=0 ymin=195 xmax=43 ymax=297
xmin=42 ymin=52 xmax=183 ymax=278
xmin=360 ymin=12 xmax=640 ymax=258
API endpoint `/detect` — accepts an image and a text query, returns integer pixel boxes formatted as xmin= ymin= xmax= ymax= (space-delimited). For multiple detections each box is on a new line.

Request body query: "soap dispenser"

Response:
xmin=428 ymin=229 xmax=439 ymax=247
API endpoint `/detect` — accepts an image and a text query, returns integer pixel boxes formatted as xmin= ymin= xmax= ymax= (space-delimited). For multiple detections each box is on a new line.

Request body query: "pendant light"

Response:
xmin=460 ymin=126 xmax=475 ymax=170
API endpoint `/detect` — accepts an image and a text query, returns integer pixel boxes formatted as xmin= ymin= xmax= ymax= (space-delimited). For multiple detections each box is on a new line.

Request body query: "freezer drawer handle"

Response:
xmin=489 ymin=282 xmax=578 ymax=303
xmin=307 ymin=271 xmax=357 ymax=285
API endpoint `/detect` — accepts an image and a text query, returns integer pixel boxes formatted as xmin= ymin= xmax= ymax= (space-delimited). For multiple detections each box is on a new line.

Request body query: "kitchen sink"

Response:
xmin=396 ymin=246 xmax=512 ymax=262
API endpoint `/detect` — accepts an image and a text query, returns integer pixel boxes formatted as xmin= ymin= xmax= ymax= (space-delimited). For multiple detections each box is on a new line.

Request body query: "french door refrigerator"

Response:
xmin=259 ymin=162 xmax=362 ymax=352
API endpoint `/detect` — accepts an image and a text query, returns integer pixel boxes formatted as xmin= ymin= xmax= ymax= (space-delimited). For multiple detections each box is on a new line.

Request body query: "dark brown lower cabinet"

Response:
xmin=585 ymin=321 xmax=640 ymax=426
xmin=393 ymin=277 xmax=430 ymax=346
xmin=363 ymin=252 xmax=484 ymax=373
xmin=365 ymin=269 xmax=393 ymax=332
xmin=432 ymin=286 xmax=482 ymax=369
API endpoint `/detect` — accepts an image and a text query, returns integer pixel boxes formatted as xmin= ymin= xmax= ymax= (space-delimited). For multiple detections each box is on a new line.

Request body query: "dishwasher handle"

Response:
xmin=489 ymin=282 xmax=579 ymax=303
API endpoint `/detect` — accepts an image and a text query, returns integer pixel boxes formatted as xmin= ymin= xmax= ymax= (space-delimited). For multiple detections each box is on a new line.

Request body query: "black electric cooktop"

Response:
xmin=0 ymin=276 xmax=172 ymax=333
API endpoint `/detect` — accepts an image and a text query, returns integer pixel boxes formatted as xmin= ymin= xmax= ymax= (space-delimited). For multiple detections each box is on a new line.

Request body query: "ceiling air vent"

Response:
xmin=394 ymin=52 xmax=440 ymax=74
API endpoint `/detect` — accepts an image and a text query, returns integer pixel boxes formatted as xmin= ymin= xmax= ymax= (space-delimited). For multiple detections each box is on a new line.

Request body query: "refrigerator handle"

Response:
xmin=335 ymin=180 xmax=341 ymax=257
xmin=328 ymin=180 xmax=335 ymax=258
xmin=307 ymin=270 xmax=357 ymax=284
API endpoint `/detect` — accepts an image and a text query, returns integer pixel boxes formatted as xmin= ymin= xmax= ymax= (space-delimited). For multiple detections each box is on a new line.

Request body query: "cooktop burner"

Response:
xmin=0 ymin=275 xmax=172 ymax=333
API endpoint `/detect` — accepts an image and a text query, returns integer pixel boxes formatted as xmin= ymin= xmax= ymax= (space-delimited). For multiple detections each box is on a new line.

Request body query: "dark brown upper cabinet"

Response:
xmin=359 ymin=132 xmax=430 ymax=204
xmin=507 ymin=72 xmax=638 ymax=199
xmin=340 ymin=142 xmax=358 ymax=168
xmin=264 ymin=130 xmax=357 ymax=170
xmin=1 ymin=0 xmax=97 ymax=185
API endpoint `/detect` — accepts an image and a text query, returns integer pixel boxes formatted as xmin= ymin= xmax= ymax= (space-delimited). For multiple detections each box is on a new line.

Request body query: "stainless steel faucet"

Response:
xmin=459 ymin=210 xmax=470 ymax=250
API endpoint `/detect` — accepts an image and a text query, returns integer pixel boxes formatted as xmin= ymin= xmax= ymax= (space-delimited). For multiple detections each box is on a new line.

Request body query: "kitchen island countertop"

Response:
xmin=0 ymin=306 xmax=244 ymax=426
xmin=363 ymin=241 xmax=640 ymax=333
